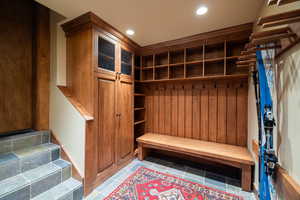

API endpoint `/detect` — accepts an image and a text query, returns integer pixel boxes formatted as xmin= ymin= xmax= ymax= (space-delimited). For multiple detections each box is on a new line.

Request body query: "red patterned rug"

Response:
xmin=104 ymin=166 xmax=243 ymax=200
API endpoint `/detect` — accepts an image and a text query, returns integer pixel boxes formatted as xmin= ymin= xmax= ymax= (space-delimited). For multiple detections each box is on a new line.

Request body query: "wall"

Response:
xmin=145 ymin=79 xmax=248 ymax=146
xmin=248 ymin=1 xmax=300 ymax=194
xmin=49 ymin=11 xmax=86 ymax=176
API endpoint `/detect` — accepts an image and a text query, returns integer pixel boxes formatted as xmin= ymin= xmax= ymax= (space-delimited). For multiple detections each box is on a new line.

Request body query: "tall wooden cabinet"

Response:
xmin=62 ymin=12 xmax=138 ymax=195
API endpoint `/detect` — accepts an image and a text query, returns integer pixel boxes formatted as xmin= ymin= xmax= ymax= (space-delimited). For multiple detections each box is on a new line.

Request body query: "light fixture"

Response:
xmin=196 ymin=6 xmax=208 ymax=15
xmin=126 ymin=29 xmax=135 ymax=36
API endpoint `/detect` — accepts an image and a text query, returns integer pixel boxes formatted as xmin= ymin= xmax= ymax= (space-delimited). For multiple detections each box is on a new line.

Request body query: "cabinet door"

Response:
xmin=116 ymin=79 xmax=133 ymax=162
xmin=97 ymin=78 xmax=116 ymax=173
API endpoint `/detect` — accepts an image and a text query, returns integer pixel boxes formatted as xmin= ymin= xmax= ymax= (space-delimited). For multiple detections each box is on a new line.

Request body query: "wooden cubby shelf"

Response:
xmin=137 ymin=40 xmax=248 ymax=82
xmin=134 ymin=107 xmax=145 ymax=111
xmin=134 ymin=93 xmax=145 ymax=96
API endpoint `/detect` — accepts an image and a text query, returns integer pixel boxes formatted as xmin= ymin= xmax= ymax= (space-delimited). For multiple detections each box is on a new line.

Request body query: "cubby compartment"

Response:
xmin=227 ymin=41 xmax=245 ymax=58
xmin=135 ymin=69 xmax=141 ymax=81
xmin=142 ymin=68 xmax=154 ymax=81
xmin=170 ymin=64 xmax=184 ymax=79
xmin=204 ymin=60 xmax=225 ymax=76
xmin=186 ymin=63 xmax=203 ymax=78
xmin=155 ymin=67 xmax=168 ymax=80
xmin=186 ymin=46 xmax=203 ymax=62
xmin=134 ymin=109 xmax=145 ymax=122
xmin=170 ymin=50 xmax=184 ymax=64
xmin=155 ymin=52 xmax=168 ymax=66
xmin=205 ymin=42 xmax=225 ymax=60
xmin=134 ymin=96 xmax=145 ymax=109
xmin=226 ymin=60 xmax=248 ymax=75
xmin=142 ymin=55 xmax=154 ymax=67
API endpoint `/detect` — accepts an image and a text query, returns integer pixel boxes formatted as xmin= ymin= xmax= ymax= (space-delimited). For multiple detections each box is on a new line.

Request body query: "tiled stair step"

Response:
xmin=0 ymin=159 xmax=72 ymax=200
xmin=32 ymin=178 xmax=83 ymax=200
xmin=0 ymin=131 xmax=50 ymax=154
xmin=0 ymin=143 xmax=60 ymax=181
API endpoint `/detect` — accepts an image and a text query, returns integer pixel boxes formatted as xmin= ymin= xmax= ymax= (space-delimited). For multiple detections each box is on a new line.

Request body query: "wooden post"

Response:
xmin=138 ymin=144 xmax=147 ymax=161
xmin=242 ymin=165 xmax=252 ymax=191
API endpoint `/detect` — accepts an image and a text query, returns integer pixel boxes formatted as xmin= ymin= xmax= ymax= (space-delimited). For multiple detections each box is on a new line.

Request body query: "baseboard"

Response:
xmin=50 ymin=131 xmax=84 ymax=182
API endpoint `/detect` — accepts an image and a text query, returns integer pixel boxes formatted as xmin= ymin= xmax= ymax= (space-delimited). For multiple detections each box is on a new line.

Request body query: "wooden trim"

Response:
xmin=51 ymin=132 xmax=84 ymax=182
xmin=275 ymin=166 xmax=300 ymax=200
xmin=257 ymin=9 xmax=300 ymax=25
xmin=57 ymin=86 xmax=94 ymax=121
xmin=252 ymin=140 xmax=259 ymax=160
xmin=262 ymin=16 xmax=300 ymax=28
xmin=141 ymin=23 xmax=253 ymax=55
xmin=250 ymin=27 xmax=291 ymax=40
xmin=61 ymin=12 xmax=140 ymax=50
xmin=276 ymin=37 xmax=300 ymax=58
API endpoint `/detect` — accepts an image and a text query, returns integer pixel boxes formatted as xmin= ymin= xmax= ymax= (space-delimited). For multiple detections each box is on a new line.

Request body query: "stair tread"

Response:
xmin=0 ymin=130 xmax=50 ymax=155
xmin=13 ymin=143 xmax=59 ymax=158
xmin=0 ymin=160 xmax=71 ymax=198
xmin=0 ymin=174 xmax=29 ymax=197
xmin=32 ymin=178 xmax=82 ymax=200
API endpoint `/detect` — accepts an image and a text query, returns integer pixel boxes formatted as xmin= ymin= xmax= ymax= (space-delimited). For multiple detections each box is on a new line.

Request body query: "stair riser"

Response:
xmin=0 ymin=146 xmax=60 ymax=181
xmin=0 ymin=162 xmax=71 ymax=200
xmin=0 ymin=131 xmax=50 ymax=155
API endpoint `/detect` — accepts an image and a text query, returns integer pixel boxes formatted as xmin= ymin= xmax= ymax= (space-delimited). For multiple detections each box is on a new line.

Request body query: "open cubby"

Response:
xmin=186 ymin=63 xmax=203 ymax=78
xmin=155 ymin=52 xmax=168 ymax=66
xmin=227 ymin=41 xmax=245 ymax=57
xmin=142 ymin=68 xmax=154 ymax=81
xmin=204 ymin=60 xmax=224 ymax=76
xmin=155 ymin=67 xmax=168 ymax=80
xmin=205 ymin=42 xmax=225 ymax=60
xmin=226 ymin=60 xmax=249 ymax=75
xmin=170 ymin=50 xmax=184 ymax=64
xmin=135 ymin=69 xmax=140 ymax=81
xmin=134 ymin=95 xmax=145 ymax=108
xmin=134 ymin=109 xmax=145 ymax=122
xmin=142 ymin=55 xmax=154 ymax=67
xmin=170 ymin=65 xmax=184 ymax=79
xmin=186 ymin=46 xmax=203 ymax=62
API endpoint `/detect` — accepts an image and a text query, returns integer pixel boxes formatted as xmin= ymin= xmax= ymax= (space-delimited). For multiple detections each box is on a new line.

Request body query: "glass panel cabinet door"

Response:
xmin=121 ymin=48 xmax=132 ymax=75
xmin=98 ymin=37 xmax=115 ymax=72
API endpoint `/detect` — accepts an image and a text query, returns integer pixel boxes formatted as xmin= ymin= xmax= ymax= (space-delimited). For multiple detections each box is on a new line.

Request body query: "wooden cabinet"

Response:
xmin=61 ymin=13 xmax=138 ymax=194
xmin=95 ymin=35 xmax=134 ymax=175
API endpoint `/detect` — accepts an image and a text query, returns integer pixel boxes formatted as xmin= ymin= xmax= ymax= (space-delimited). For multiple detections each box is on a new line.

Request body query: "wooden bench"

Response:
xmin=137 ymin=133 xmax=255 ymax=191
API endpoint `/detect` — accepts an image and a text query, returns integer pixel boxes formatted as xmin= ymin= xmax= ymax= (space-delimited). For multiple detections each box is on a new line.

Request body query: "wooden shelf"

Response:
xmin=140 ymin=74 xmax=248 ymax=83
xmin=134 ymin=120 xmax=146 ymax=125
xmin=134 ymin=107 xmax=145 ymax=111
xmin=169 ymin=62 xmax=185 ymax=67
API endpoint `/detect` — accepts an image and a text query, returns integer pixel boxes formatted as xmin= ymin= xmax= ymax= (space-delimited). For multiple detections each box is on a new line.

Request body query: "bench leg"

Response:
xmin=241 ymin=165 xmax=252 ymax=191
xmin=138 ymin=144 xmax=147 ymax=161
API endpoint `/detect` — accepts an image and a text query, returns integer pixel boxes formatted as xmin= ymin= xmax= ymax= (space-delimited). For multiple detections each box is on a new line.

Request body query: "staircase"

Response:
xmin=0 ymin=131 xmax=83 ymax=200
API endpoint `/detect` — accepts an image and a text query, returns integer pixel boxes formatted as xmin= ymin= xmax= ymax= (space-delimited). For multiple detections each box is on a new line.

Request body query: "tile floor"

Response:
xmin=86 ymin=157 xmax=255 ymax=200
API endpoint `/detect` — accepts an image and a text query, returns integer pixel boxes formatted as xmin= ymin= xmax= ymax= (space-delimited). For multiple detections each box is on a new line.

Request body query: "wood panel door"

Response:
xmin=116 ymin=78 xmax=133 ymax=163
xmin=97 ymin=78 xmax=116 ymax=173
xmin=0 ymin=0 xmax=33 ymax=134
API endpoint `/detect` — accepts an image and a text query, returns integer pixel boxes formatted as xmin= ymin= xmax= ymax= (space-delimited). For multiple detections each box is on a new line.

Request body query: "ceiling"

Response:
xmin=36 ymin=0 xmax=263 ymax=46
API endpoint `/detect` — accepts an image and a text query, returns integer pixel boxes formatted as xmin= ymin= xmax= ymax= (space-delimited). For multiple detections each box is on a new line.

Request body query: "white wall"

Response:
xmin=248 ymin=1 xmax=300 ymax=191
xmin=49 ymin=11 xmax=86 ymax=177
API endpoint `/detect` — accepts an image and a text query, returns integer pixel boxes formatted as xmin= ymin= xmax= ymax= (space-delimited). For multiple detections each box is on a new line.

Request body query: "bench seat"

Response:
xmin=137 ymin=133 xmax=255 ymax=191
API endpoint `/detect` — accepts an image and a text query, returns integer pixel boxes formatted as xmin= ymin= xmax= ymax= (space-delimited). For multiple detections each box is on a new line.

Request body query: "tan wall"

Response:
xmin=248 ymin=1 xmax=300 ymax=193
xmin=49 ymin=11 xmax=86 ymax=177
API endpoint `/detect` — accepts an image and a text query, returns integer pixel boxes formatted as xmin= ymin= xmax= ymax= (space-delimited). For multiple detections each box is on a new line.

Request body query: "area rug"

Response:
xmin=104 ymin=166 xmax=243 ymax=200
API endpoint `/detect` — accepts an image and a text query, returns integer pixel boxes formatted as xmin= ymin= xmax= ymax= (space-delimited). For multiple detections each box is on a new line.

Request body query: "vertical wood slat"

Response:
xmin=171 ymin=86 xmax=178 ymax=136
xmin=192 ymin=85 xmax=201 ymax=139
xmin=226 ymin=82 xmax=237 ymax=145
xmin=144 ymin=80 xmax=248 ymax=147
xmin=185 ymin=84 xmax=193 ymax=138
xmin=217 ymin=82 xmax=227 ymax=144
xmin=209 ymin=84 xmax=218 ymax=142
xmin=237 ymin=84 xmax=248 ymax=146
xmin=200 ymin=87 xmax=209 ymax=141
xmin=165 ymin=85 xmax=172 ymax=135
xmin=159 ymin=86 xmax=165 ymax=134
xmin=177 ymin=84 xmax=185 ymax=137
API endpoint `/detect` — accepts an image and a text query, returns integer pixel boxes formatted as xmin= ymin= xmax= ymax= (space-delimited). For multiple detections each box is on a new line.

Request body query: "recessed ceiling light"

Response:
xmin=196 ymin=6 xmax=208 ymax=15
xmin=126 ymin=29 xmax=135 ymax=36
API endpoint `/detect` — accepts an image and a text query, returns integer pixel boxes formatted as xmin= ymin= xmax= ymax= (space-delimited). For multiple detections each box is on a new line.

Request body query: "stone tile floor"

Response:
xmin=86 ymin=157 xmax=255 ymax=200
